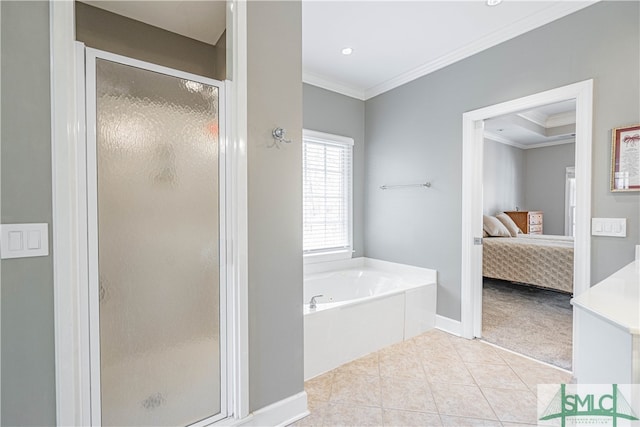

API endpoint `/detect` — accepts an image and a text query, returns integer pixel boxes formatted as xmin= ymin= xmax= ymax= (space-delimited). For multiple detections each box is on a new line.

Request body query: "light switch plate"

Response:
xmin=591 ymin=218 xmax=626 ymax=237
xmin=0 ymin=223 xmax=49 ymax=259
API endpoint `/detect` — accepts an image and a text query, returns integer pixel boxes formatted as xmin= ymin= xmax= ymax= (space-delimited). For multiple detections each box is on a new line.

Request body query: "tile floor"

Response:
xmin=292 ymin=329 xmax=573 ymax=426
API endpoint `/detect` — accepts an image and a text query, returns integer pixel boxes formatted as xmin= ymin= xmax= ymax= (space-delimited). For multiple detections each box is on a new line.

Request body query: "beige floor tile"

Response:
xmin=452 ymin=339 xmax=506 ymax=365
xmin=290 ymin=402 xmax=327 ymax=427
xmin=509 ymin=363 xmax=573 ymax=392
xmin=423 ymin=357 xmax=475 ymax=385
xmin=305 ymin=372 xmax=334 ymax=403
xmin=501 ymin=423 xmax=538 ymax=427
xmin=322 ymin=403 xmax=383 ymax=427
xmin=412 ymin=330 xmax=455 ymax=348
xmin=335 ymin=352 xmax=380 ymax=377
xmin=482 ymin=387 xmax=538 ymax=424
xmin=383 ymin=409 xmax=442 ymax=426
xmin=440 ymin=415 xmax=502 ymax=426
xmin=378 ymin=339 xmax=418 ymax=357
xmin=379 ymin=351 xmax=425 ymax=379
xmin=381 ymin=376 xmax=438 ymax=413
xmin=465 ymin=362 xmax=528 ymax=390
xmin=430 ymin=383 xmax=497 ymax=420
xmin=330 ymin=373 xmax=382 ymax=407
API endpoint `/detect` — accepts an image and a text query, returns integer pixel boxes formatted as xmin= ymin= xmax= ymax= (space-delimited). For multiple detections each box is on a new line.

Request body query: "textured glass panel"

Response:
xmin=96 ymin=59 xmax=220 ymax=426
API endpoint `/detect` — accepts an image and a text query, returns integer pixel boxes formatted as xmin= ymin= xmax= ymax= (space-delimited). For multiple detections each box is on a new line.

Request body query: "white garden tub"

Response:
xmin=304 ymin=257 xmax=437 ymax=379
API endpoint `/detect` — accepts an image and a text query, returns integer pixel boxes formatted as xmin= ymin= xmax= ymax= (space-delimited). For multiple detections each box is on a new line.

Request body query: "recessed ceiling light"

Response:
xmin=486 ymin=0 xmax=502 ymax=6
xmin=341 ymin=47 xmax=353 ymax=56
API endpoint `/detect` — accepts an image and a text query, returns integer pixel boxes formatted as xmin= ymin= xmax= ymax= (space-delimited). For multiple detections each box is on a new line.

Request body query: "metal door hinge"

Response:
xmin=474 ymin=237 xmax=483 ymax=245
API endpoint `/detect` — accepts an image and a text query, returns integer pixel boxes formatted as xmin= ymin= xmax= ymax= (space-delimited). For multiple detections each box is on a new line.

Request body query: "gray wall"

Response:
xmin=76 ymin=1 xmax=223 ymax=79
xmin=525 ymin=143 xmax=575 ymax=235
xmin=483 ymin=139 xmax=525 ymax=215
xmin=482 ymin=140 xmax=576 ymax=236
xmin=247 ymin=1 xmax=303 ymax=412
xmin=365 ymin=1 xmax=640 ymax=321
xmin=303 ymin=84 xmax=365 ymax=257
xmin=1 ymin=1 xmax=56 ymax=425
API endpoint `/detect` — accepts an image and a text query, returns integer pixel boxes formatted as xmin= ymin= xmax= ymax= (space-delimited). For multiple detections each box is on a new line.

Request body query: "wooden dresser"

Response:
xmin=504 ymin=210 xmax=543 ymax=234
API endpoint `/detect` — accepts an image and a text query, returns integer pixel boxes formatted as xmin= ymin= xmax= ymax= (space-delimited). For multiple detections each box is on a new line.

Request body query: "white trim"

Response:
xmin=50 ymin=1 xmax=86 ymax=425
xmin=517 ymin=111 xmax=548 ymax=128
xmin=0 ymin=1 xmax=3 ymax=422
xmin=228 ymin=0 xmax=250 ymax=419
xmin=302 ymin=71 xmax=365 ymax=101
xmin=484 ymin=132 xmax=527 ymax=150
xmin=460 ymin=80 xmax=593 ymax=343
xmin=523 ymin=138 xmax=576 ymax=150
xmin=485 ymin=132 xmax=576 ymax=150
xmin=303 ymin=129 xmax=355 ymax=147
xmin=546 ymin=110 xmax=577 ymax=128
xmin=565 ymin=167 xmax=576 ymax=237
xmin=435 ymin=315 xmax=462 ymax=337
xmin=237 ymin=392 xmax=309 ymax=427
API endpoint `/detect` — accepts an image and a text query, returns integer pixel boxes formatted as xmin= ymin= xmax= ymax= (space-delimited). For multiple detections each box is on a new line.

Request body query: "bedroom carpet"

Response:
xmin=482 ymin=278 xmax=573 ymax=371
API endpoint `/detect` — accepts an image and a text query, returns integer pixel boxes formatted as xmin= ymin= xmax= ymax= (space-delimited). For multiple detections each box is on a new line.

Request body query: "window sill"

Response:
xmin=303 ymin=249 xmax=353 ymax=265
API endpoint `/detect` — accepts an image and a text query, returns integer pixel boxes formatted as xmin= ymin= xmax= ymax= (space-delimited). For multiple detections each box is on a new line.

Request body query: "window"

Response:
xmin=302 ymin=130 xmax=354 ymax=262
xmin=565 ymin=166 xmax=576 ymax=237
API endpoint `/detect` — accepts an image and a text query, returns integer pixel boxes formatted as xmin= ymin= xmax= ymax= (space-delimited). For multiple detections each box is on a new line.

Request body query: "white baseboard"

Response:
xmin=238 ymin=391 xmax=309 ymax=427
xmin=435 ymin=315 xmax=462 ymax=336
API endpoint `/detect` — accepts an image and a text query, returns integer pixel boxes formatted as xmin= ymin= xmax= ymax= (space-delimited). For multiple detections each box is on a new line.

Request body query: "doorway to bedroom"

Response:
xmin=460 ymin=80 xmax=593 ymax=373
xmin=480 ymin=99 xmax=577 ymax=370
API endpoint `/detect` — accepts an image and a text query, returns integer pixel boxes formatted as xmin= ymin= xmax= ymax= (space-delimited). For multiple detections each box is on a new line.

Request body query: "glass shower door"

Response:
xmin=89 ymin=53 xmax=224 ymax=426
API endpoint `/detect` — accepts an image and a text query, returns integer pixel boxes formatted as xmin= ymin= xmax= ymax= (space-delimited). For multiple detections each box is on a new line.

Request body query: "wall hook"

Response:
xmin=271 ymin=127 xmax=292 ymax=148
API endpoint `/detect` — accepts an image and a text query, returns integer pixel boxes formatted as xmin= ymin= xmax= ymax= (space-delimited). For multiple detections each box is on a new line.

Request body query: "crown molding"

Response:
xmin=517 ymin=111 xmax=547 ymax=128
xmin=363 ymin=1 xmax=597 ymax=100
xmin=547 ymin=110 xmax=577 ymax=128
xmin=484 ymin=132 xmax=527 ymax=150
xmin=524 ymin=137 xmax=576 ymax=150
xmin=302 ymin=71 xmax=365 ymax=101
xmin=486 ymin=131 xmax=576 ymax=150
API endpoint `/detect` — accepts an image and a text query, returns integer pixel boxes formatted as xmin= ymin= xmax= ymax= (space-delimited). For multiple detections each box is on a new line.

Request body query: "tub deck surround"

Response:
xmin=304 ymin=257 xmax=437 ymax=380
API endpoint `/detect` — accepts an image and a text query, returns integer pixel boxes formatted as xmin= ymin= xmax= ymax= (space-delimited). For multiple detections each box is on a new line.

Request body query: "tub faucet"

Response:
xmin=309 ymin=294 xmax=323 ymax=310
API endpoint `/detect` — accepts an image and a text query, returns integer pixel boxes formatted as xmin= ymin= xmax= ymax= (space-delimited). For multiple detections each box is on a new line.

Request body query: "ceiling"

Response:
xmin=484 ymin=99 xmax=576 ymax=149
xmin=78 ymin=0 xmax=596 ymax=100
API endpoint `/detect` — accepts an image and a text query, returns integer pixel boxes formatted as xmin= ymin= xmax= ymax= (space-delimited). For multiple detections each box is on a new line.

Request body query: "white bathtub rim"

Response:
xmin=303 ymin=257 xmax=437 ymax=315
xmin=304 ymin=257 xmax=437 ymax=280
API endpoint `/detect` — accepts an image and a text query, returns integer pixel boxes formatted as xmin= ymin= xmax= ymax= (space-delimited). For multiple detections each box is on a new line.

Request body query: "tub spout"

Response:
xmin=309 ymin=294 xmax=323 ymax=310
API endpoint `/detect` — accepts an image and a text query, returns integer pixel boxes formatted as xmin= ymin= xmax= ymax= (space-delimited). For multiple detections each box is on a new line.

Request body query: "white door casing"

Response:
xmin=460 ymin=80 xmax=593 ymax=350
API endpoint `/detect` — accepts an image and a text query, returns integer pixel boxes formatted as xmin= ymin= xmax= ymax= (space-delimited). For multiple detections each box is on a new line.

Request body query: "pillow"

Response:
xmin=496 ymin=212 xmax=521 ymax=237
xmin=483 ymin=215 xmax=511 ymax=237
xmin=483 ymin=229 xmax=488 ymax=238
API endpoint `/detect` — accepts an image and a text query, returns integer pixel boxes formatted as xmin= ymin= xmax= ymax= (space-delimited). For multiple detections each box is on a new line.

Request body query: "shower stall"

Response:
xmin=82 ymin=47 xmax=228 ymax=426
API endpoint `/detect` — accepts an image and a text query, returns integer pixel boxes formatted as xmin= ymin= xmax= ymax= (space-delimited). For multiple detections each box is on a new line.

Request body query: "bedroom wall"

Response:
xmin=524 ymin=142 xmax=575 ymax=235
xmin=483 ymin=138 xmax=525 ymax=216
xmin=303 ymin=83 xmax=365 ymax=257
xmin=364 ymin=1 xmax=640 ymax=321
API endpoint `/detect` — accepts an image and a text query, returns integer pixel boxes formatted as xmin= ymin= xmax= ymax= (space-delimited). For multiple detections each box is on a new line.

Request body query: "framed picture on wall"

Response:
xmin=611 ymin=124 xmax=640 ymax=192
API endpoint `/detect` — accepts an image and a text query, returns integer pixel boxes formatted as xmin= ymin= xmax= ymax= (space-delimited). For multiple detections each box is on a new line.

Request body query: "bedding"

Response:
xmin=483 ymin=234 xmax=574 ymax=293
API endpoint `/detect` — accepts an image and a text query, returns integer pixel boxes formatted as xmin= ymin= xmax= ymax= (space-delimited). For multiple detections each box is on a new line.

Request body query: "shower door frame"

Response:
xmin=81 ymin=46 xmax=230 ymax=426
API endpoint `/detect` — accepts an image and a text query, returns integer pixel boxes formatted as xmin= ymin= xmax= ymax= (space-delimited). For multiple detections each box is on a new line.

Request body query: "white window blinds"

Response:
xmin=302 ymin=130 xmax=353 ymax=254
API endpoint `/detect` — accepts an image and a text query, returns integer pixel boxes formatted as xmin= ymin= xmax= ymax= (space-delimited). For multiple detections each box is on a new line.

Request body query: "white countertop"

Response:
xmin=571 ymin=260 xmax=640 ymax=334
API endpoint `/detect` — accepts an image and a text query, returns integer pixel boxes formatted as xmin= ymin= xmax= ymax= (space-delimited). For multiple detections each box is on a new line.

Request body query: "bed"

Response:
xmin=482 ymin=234 xmax=574 ymax=293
